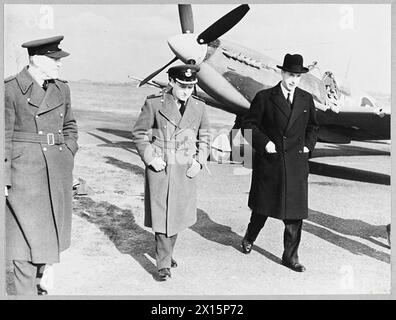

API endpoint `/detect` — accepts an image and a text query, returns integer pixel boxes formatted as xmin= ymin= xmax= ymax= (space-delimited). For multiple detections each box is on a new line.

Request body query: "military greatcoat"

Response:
xmin=5 ymin=66 xmax=78 ymax=263
xmin=132 ymin=89 xmax=210 ymax=236
xmin=242 ymin=82 xmax=319 ymax=220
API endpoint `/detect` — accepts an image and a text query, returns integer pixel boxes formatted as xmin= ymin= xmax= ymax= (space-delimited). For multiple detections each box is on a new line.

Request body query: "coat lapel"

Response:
xmin=269 ymin=83 xmax=292 ymax=119
xmin=177 ymin=97 xmax=200 ymax=131
xmin=158 ymin=91 xmax=181 ymax=128
xmin=15 ymin=66 xmax=45 ymax=108
xmin=285 ymin=87 xmax=306 ymax=133
xmin=37 ymin=82 xmax=63 ymax=115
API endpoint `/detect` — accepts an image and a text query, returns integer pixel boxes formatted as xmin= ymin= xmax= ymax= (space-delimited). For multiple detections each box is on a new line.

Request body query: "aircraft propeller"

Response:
xmin=138 ymin=57 xmax=178 ymax=88
xmin=138 ymin=4 xmax=250 ymax=87
xmin=178 ymin=4 xmax=194 ymax=34
xmin=196 ymin=4 xmax=249 ymax=45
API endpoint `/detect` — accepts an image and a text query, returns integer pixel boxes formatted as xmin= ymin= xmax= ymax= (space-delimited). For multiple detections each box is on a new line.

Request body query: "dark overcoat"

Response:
xmin=241 ymin=82 xmax=319 ymax=220
xmin=5 ymin=66 xmax=78 ymax=264
xmin=132 ymin=89 xmax=210 ymax=236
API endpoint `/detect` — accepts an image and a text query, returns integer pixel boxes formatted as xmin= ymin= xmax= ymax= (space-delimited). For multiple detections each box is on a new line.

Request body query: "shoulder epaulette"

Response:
xmin=4 ymin=75 xmax=16 ymax=83
xmin=146 ymin=93 xmax=162 ymax=99
xmin=56 ymin=78 xmax=68 ymax=83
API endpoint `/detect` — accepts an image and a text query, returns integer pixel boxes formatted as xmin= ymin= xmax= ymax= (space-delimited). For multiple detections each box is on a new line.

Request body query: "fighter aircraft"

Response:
xmin=136 ymin=4 xmax=390 ymax=157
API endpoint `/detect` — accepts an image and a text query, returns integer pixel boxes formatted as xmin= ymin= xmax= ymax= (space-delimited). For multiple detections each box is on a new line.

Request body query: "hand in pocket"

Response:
xmin=186 ymin=159 xmax=201 ymax=178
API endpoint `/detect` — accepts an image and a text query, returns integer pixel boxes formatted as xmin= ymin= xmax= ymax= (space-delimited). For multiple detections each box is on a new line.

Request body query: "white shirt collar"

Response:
xmin=280 ymin=82 xmax=295 ymax=103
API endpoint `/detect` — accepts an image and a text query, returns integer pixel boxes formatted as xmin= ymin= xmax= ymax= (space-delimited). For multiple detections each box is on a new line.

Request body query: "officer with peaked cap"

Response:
xmin=132 ymin=64 xmax=211 ymax=281
xmin=240 ymin=53 xmax=319 ymax=272
xmin=5 ymin=35 xmax=78 ymax=295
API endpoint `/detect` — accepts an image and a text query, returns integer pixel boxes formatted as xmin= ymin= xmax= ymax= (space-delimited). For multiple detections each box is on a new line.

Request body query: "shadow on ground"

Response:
xmin=305 ymin=210 xmax=390 ymax=263
xmin=87 ymin=131 xmax=139 ymax=156
xmin=308 ymin=161 xmax=390 ymax=185
xmin=73 ymin=197 xmax=162 ymax=281
xmin=190 ymin=209 xmax=282 ymax=266
xmin=312 ymin=144 xmax=390 ymax=158
xmin=189 ymin=209 xmax=390 ymax=265
xmin=104 ymin=156 xmax=145 ymax=178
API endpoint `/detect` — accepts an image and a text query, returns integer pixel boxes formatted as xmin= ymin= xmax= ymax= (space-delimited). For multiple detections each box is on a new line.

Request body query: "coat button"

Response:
xmin=283 ymin=136 xmax=286 ymax=140
xmin=35 ymin=115 xmax=39 ymax=119
xmin=43 ymin=147 xmax=47 ymax=152
xmin=299 ymin=150 xmax=302 ymax=153
xmin=58 ymin=130 xmax=62 ymax=133
xmin=59 ymin=147 xmax=63 ymax=151
xmin=163 ymin=125 xmax=167 ymax=128
xmin=60 ymin=113 xmax=63 ymax=117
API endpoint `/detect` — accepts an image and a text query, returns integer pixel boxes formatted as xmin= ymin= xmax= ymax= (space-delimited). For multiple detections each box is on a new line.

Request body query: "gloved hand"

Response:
xmin=303 ymin=146 xmax=310 ymax=153
xmin=265 ymin=141 xmax=277 ymax=153
xmin=186 ymin=158 xmax=201 ymax=178
xmin=149 ymin=157 xmax=166 ymax=172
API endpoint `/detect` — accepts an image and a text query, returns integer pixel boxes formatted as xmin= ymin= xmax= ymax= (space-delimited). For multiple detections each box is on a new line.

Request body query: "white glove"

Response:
xmin=265 ymin=141 xmax=277 ymax=153
xmin=186 ymin=158 xmax=201 ymax=178
xmin=303 ymin=146 xmax=310 ymax=153
xmin=149 ymin=157 xmax=166 ymax=172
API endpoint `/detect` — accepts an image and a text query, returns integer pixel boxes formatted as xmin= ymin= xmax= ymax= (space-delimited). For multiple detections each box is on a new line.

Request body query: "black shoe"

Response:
xmin=37 ymin=285 xmax=48 ymax=295
xmin=282 ymin=260 xmax=306 ymax=272
xmin=171 ymin=258 xmax=178 ymax=268
xmin=386 ymin=224 xmax=391 ymax=247
xmin=241 ymin=238 xmax=253 ymax=254
xmin=158 ymin=268 xmax=171 ymax=281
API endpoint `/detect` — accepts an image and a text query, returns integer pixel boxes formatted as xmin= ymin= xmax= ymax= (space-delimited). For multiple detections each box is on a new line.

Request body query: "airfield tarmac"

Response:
xmin=8 ymin=81 xmax=391 ymax=296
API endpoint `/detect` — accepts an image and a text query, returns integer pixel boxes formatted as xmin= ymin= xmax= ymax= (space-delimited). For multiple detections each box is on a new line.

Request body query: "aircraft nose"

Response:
xmin=167 ymin=34 xmax=207 ymax=65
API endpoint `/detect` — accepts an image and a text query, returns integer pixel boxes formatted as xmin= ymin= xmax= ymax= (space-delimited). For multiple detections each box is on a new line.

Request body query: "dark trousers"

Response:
xmin=155 ymin=233 xmax=177 ymax=270
xmin=245 ymin=211 xmax=303 ymax=263
xmin=11 ymin=260 xmax=45 ymax=296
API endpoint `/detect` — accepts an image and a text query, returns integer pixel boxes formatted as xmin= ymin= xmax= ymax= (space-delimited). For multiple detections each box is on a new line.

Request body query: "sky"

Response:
xmin=4 ymin=4 xmax=391 ymax=94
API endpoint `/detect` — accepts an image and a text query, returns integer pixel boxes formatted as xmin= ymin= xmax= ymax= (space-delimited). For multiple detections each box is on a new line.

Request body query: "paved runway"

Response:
xmin=8 ymin=82 xmax=388 ymax=296
xmin=49 ymin=119 xmax=390 ymax=295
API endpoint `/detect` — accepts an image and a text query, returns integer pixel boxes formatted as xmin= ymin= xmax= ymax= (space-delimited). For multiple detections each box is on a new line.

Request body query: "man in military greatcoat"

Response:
xmin=240 ymin=53 xmax=319 ymax=272
xmin=132 ymin=64 xmax=210 ymax=281
xmin=5 ymin=36 xmax=78 ymax=294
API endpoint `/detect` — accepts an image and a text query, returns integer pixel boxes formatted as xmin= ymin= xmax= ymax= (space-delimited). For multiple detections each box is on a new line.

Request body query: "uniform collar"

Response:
xmin=15 ymin=66 xmax=60 ymax=94
xmin=15 ymin=66 xmax=35 ymax=94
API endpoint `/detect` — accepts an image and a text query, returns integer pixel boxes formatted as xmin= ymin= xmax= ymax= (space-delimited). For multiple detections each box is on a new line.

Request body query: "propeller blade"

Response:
xmin=197 ymin=4 xmax=250 ymax=44
xmin=178 ymin=4 xmax=194 ymax=34
xmin=138 ymin=56 xmax=178 ymax=87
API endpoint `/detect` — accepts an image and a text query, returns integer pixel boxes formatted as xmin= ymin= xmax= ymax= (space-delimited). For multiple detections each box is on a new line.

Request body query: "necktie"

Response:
xmin=42 ymin=79 xmax=54 ymax=91
xmin=287 ymin=92 xmax=292 ymax=109
xmin=179 ymin=101 xmax=186 ymax=116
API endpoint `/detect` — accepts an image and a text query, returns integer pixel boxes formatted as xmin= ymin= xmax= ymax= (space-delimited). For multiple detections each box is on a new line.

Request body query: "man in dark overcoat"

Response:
xmin=240 ymin=53 xmax=319 ymax=272
xmin=132 ymin=65 xmax=210 ymax=281
xmin=5 ymin=36 xmax=78 ymax=294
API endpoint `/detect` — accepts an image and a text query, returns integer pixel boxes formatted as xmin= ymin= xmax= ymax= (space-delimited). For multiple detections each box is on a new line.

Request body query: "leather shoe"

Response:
xmin=158 ymin=268 xmax=171 ymax=281
xmin=241 ymin=238 xmax=253 ymax=254
xmin=282 ymin=260 xmax=306 ymax=272
xmin=171 ymin=258 xmax=178 ymax=268
xmin=386 ymin=224 xmax=391 ymax=247
xmin=37 ymin=285 xmax=48 ymax=295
